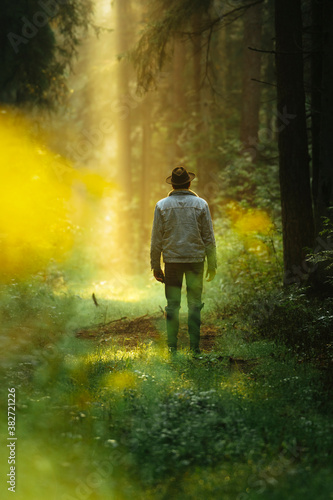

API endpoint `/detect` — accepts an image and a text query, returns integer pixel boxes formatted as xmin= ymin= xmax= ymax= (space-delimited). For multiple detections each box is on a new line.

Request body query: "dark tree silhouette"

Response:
xmin=0 ymin=0 xmax=93 ymax=106
xmin=275 ymin=0 xmax=315 ymax=281
xmin=240 ymin=1 xmax=263 ymax=153
xmin=311 ymin=0 xmax=333 ymax=232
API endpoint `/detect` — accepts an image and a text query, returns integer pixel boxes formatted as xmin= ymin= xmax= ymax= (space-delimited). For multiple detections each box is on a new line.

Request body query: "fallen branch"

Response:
xmin=129 ymin=314 xmax=148 ymax=323
xmin=104 ymin=316 xmax=128 ymax=325
xmin=92 ymin=293 xmax=99 ymax=307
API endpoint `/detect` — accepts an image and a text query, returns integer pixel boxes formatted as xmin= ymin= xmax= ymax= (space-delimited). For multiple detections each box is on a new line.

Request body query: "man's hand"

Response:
xmin=153 ymin=269 xmax=165 ymax=283
xmin=205 ymin=268 xmax=216 ymax=282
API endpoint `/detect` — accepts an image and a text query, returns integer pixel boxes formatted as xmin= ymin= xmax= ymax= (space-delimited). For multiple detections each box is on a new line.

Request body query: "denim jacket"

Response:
xmin=150 ymin=190 xmax=217 ymax=271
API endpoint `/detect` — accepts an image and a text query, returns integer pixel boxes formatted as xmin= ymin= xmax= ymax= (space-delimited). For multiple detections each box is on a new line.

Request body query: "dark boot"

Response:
xmin=188 ymin=303 xmax=204 ymax=352
xmin=165 ymin=305 xmax=180 ymax=350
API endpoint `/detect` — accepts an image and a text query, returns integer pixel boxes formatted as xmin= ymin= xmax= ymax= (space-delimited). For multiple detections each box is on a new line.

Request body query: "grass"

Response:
xmin=1 ymin=304 xmax=333 ymax=499
xmin=1 ymin=270 xmax=333 ymax=499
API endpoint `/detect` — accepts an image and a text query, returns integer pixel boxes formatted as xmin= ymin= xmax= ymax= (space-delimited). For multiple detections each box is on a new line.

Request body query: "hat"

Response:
xmin=166 ymin=166 xmax=196 ymax=185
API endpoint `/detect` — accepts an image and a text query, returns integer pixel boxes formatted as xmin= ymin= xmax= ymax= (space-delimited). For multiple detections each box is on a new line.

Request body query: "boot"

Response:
xmin=165 ymin=305 xmax=180 ymax=350
xmin=188 ymin=303 xmax=204 ymax=353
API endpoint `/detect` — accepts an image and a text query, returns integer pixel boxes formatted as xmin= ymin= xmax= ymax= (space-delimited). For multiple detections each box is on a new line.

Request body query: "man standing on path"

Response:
xmin=150 ymin=166 xmax=217 ymax=354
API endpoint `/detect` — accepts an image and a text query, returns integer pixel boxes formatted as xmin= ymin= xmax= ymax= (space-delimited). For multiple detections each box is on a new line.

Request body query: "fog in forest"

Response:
xmin=2 ymin=2 xmax=333 ymax=499
xmin=1 ymin=0 xmax=279 ymax=304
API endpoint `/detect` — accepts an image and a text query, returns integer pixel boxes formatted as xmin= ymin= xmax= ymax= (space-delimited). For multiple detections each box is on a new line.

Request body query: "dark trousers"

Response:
xmin=164 ymin=262 xmax=204 ymax=351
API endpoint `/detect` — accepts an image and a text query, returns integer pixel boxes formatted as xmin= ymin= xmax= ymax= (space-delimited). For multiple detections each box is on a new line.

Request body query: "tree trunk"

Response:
xmin=261 ymin=1 xmax=276 ymax=139
xmin=240 ymin=2 xmax=263 ymax=156
xmin=311 ymin=0 xmax=323 ymax=233
xmin=192 ymin=12 xmax=216 ymax=202
xmin=217 ymin=24 xmax=227 ymax=143
xmin=115 ymin=0 xmax=133 ymax=271
xmin=192 ymin=13 xmax=206 ymax=195
xmin=312 ymin=0 xmax=333 ymax=230
xmin=173 ymin=35 xmax=186 ymax=161
xmin=139 ymin=94 xmax=152 ymax=263
xmin=115 ymin=0 xmax=132 ymax=201
xmin=275 ymin=0 xmax=315 ymax=283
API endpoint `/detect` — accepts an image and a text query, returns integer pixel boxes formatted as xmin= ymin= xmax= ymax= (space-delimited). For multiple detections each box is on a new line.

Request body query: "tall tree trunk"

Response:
xmin=173 ymin=35 xmax=186 ymax=161
xmin=275 ymin=0 xmax=315 ymax=282
xmin=240 ymin=2 xmax=263 ymax=156
xmin=261 ymin=1 xmax=276 ymax=138
xmin=311 ymin=0 xmax=323 ymax=234
xmin=115 ymin=0 xmax=132 ymax=201
xmin=312 ymin=0 xmax=333 ymax=231
xmin=115 ymin=0 xmax=133 ymax=271
xmin=218 ymin=23 xmax=227 ymax=143
xmin=139 ymin=94 xmax=152 ymax=264
xmin=192 ymin=13 xmax=206 ymax=195
xmin=192 ymin=13 xmax=216 ymax=202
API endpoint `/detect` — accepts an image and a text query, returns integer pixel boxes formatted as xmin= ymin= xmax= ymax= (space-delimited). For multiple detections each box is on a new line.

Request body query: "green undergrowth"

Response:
xmin=1 ymin=324 xmax=333 ymax=499
xmin=241 ymin=285 xmax=333 ymax=391
xmin=1 ymin=270 xmax=333 ymax=499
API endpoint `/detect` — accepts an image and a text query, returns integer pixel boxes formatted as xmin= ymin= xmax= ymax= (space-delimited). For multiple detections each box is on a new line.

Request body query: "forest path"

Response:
xmin=75 ymin=311 xmax=219 ymax=352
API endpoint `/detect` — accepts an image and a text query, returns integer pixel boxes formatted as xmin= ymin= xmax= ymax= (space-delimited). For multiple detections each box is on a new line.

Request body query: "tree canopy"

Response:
xmin=0 ymin=0 xmax=93 ymax=106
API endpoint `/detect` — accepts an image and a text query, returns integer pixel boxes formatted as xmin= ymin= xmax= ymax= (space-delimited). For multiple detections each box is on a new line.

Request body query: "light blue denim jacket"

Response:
xmin=150 ymin=190 xmax=217 ymax=271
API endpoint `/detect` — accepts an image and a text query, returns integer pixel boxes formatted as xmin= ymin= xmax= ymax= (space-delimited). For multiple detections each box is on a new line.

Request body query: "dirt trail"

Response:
xmin=76 ymin=312 xmax=220 ymax=351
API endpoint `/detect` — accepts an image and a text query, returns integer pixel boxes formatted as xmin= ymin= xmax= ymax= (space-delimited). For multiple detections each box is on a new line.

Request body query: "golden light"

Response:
xmin=0 ymin=110 xmax=74 ymax=278
xmin=234 ymin=210 xmax=273 ymax=236
xmin=101 ymin=371 xmax=138 ymax=392
xmin=226 ymin=201 xmax=274 ymax=256
xmin=0 ymin=109 xmax=116 ymax=281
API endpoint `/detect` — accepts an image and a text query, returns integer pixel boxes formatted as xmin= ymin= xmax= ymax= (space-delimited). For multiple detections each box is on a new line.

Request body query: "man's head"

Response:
xmin=172 ymin=180 xmax=191 ymax=190
xmin=166 ymin=166 xmax=195 ymax=189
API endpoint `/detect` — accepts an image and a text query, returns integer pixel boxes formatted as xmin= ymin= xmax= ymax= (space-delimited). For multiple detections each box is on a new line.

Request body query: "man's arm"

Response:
xmin=201 ymin=203 xmax=217 ymax=278
xmin=150 ymin=204 xmax=164 ymax=275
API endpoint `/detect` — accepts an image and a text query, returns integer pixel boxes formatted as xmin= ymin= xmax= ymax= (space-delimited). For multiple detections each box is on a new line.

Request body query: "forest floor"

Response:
xmin=75 ymin=311 xmax=220 ymax=352
xmin=1 ymin=285 xmax=333 ymax=500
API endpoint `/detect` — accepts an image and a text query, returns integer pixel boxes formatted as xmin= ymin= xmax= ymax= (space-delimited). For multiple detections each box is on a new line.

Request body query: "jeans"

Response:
xmin=164 ymin=262 xmax=204 ymax=351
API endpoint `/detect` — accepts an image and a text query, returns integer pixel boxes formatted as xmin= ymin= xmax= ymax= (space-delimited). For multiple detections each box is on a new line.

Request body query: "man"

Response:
xmin=150 ymin=166 xmax=217 ymax=354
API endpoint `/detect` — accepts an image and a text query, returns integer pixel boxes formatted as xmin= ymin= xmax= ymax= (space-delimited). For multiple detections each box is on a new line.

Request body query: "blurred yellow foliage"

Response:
xmin=243 ymin=236 xmax=269 ymax=256
xmin=101 ymin=371 xmax=138 ymax=392
xmin=0 ymin=109 xmax=114 ymax=280
xmin=225 ymin=201 xmax=274 ymax=257
xmin=79 ymin=171 xmax=114 ymax=198
xmin=234 ymin=210 xmax=273 ymax=236
xmin=0 ymin=110 xmax=74 ymax=278
xmin=226 ymin=201 xmax=273 ymax=235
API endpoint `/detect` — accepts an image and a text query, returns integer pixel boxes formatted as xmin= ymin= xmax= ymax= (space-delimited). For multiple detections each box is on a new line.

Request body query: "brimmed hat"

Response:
xmin=166 ymin=166 xmax=196 ymax=185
